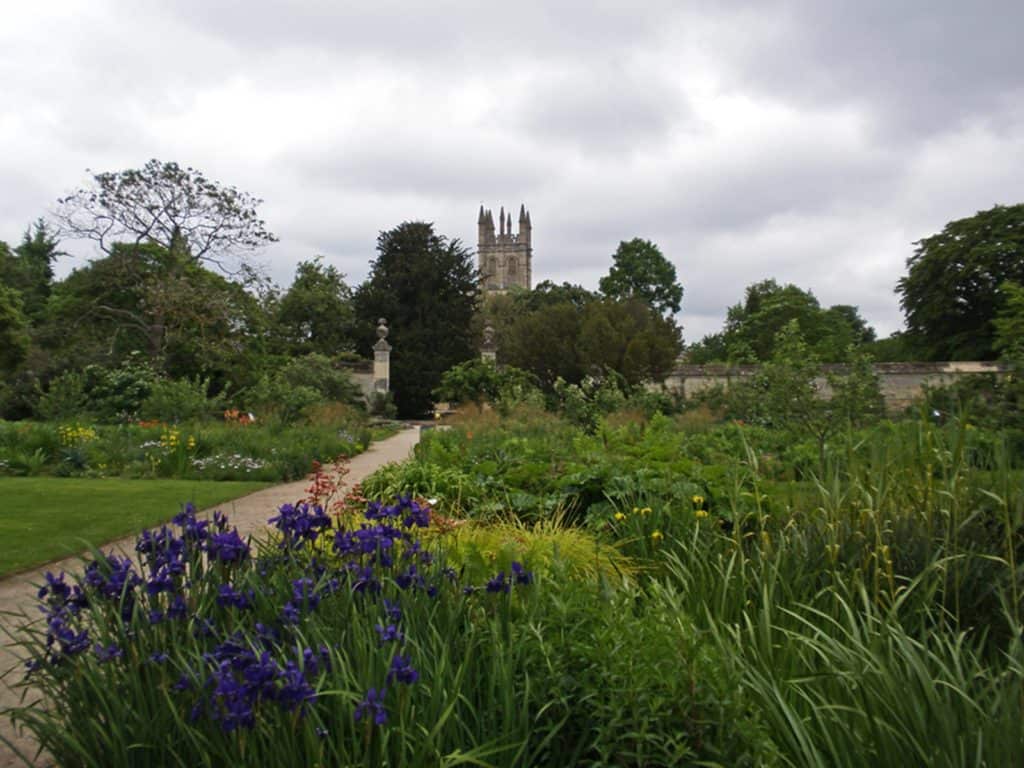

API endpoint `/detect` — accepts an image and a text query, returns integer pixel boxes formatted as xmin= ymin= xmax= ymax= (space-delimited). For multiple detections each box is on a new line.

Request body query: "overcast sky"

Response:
xmin=2 ymin=1 xmax=1022 ymax=342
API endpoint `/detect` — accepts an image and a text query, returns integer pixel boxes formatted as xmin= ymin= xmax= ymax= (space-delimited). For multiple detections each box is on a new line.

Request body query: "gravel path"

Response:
xmin=0 ymin=425 xmax=421 ymax=767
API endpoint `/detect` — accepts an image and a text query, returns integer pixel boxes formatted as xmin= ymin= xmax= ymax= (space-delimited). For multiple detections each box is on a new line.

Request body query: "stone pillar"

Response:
xmin=481 ymin=324 xmax=497 ymax=364
xmin=373 ymin=318 xmax=392 ymax=393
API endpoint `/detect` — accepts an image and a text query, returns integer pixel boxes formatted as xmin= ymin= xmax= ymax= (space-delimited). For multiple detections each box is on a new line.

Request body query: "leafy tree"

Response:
xmin=43 ymin=243 xmax=267 ymax=391
xmin=861 ymin=332 xmax=916 ymax=362
xmin=54 ymin=159 xmax=276 ymax=275
xmin=599 ymin=238 xmax=683 ymax=315
xmin=578 ymin=298 xmax=681 ymax=385
xmin=0 ymin=221 xmax=62 ymax=322
xmin=272 ymin=257 xmax=355 ymax=356
xmin=691 ymin=279 xmax=876 ymax=363
xmin=897 ymin=203 xmax=1024 ymax=360
xmin=822 ymin=304 xmax=876 ymax=347
xmin=684 ymin=332 xmax=731 ymax=364
xmin=353 ymin=222 xmax=478 ymax=418
xmin=993 ymin=281 xmax=1024 ymax=360
xmin=501 ymin=300 xmax=587 ymax=389
xmin=751 ymin=321 xmax=883 ymax=473
xmin=524 ymin=280 xmax=598 ymax=311
xmin=0 ymin=282 xmax=30 ymax=373
xmin=494 ymin=289 xmax=681 ymax=391
xmin=724 ymin=280 xmax=824 ymax=360
xmin=475 ymin=283 xmax=595 ymax=383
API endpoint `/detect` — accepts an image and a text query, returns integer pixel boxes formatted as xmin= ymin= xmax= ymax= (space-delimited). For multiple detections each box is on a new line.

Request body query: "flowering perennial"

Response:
xmin=21 ymin=491 xmax=533 ymax=739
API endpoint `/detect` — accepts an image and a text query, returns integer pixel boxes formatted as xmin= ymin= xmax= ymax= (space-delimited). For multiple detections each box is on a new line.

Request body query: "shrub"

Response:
xmin=279 ymin=353 xmax=366 ymax=407
xmin=434 ymin=359 xmax=537 ymax=411
xmin=246 ymin=374 xmax=322 ymax=424
xmin=140 ymin=376 xmax=225 ymax=423
xmin=34 ymin=370 xmax=89 ymax=421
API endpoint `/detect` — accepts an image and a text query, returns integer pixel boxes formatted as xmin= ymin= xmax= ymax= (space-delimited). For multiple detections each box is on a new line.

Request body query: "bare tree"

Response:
xmin=54 ymin=159 xmax=277 ymax=274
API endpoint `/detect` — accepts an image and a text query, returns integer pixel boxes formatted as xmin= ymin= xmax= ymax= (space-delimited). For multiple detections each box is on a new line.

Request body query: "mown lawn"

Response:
xmin=0 ymin=478 xmax=271 ymax=578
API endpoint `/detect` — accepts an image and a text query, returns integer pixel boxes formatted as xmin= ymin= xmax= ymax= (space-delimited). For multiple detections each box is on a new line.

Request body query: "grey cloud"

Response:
xmin=514 ymin=65 xmax=691 ymax=154
xmin=717 ymin=0 xmax=1024 ymax=140
xmin=289 ymin=136 xmax=548 ymax=200
xmin=145 ymin=0 xmax=675 ymax=70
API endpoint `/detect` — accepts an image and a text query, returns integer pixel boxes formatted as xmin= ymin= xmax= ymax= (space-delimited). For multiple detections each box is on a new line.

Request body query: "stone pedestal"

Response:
xmin=481 ymin=323 xmax=497 ymax=364
xmin=373 ymin=318 xmax=391 ymax=393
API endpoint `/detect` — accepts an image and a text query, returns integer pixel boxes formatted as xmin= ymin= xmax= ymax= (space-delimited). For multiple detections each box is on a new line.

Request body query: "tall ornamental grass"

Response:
xmin=403 ymin=409 xmax=1024 ymax=765
xmin=645 ymin=418 xmax=1024 ymax=766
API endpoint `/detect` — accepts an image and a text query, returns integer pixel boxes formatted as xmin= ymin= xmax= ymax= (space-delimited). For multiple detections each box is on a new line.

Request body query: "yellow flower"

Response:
xmin=651 ymin=530 xmax=663 ymax=542
xmin=692 ymin=495 xmax=705 ymax=507
xmin=613 ymin=512 xmax=627 ymax=522
xmin=632 ymin=507 xmax=639 ymax=515
xmin=187 ymin=435 xmax=197 ymax=451
xmin=695 ymin=509 xmax=709 ymax=519
xmin=640 ymin=507 xmax=652 ymax=516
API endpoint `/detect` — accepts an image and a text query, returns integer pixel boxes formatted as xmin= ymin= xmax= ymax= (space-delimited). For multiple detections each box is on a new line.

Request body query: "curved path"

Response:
xmin=0 ymin=426 xmax=421 ymax=767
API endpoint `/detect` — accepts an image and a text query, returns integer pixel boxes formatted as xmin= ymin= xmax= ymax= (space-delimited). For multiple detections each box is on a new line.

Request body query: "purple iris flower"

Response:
xmin=93 ymin=643 xmax=122 ymax=663
xmin=354 ymin=687 xmax=388 ymax=726
xmin=511 ymin=561 xmax=534 ymax=586
xmin=207 ymin=530 xmax=249 ymax=564
xmin=375 ymin=623 xmax=404 ymax=645
xmin=387 ymin=654 xmax=420 ymax=685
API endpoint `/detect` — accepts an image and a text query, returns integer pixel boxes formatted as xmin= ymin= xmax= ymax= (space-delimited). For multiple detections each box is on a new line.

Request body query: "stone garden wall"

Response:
xmin=665 ymin=361 xmax=1009 ymax=411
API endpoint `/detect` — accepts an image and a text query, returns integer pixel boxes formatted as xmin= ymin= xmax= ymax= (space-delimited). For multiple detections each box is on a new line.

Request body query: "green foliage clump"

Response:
xmin=0 ymin=282 xmax=30 ymax=373
xmin=140 ymin=376 xmax=226 ymax=423
xmin=36 ymin=355 xmax=157 ymax=423
xmin=244 ymin=353 xmax=365 ymax=425
xmin=434 ymin=359 xmax=536 ymax=411
xmin=898 ymin=203 xmax=1024 ymax=360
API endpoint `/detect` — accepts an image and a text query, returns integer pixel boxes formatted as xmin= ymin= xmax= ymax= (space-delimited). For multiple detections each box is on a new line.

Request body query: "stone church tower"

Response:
xmin=477 ymin=204 xmax=532 ymax=293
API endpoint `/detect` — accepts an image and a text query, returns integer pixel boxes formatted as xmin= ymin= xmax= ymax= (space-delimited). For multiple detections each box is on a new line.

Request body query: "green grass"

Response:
xmin=0 ymin=478 xmax=271 ymax=578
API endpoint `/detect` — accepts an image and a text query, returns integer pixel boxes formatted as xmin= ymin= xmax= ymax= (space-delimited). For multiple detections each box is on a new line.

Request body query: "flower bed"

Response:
xmin=0 ymin=419 xmax=377 ymax=481
xmin=7 ymin=493 xmax=750 ymax=766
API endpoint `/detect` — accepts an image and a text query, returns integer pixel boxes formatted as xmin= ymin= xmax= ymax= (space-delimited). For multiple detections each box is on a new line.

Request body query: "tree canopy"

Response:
xmin=54 ymin=159 xmax=277 ymax=274
xmin=994 ymin=280 xmax=1024 ymax=361
xmin=353 ymin=222 xmax=479 ymax=418
xmin=599 ymin=238 xmax=683 ymax=315
xmin=488 ymin=284 xmax=681 ymax=391
xmin=688 ymin=279 xmax=875 ymax=363
xmin=0 ymin=281 xmax=30 ymax=373
xmin=44 ymin=243 xmax=267 ymax=388
xmin=0 ymin=221 xmax=61 ymax=322
xmin=897 ymin=203 xmax=1024 ymax=361
xmin=271 ymin=257 xmax=355 ymax=357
